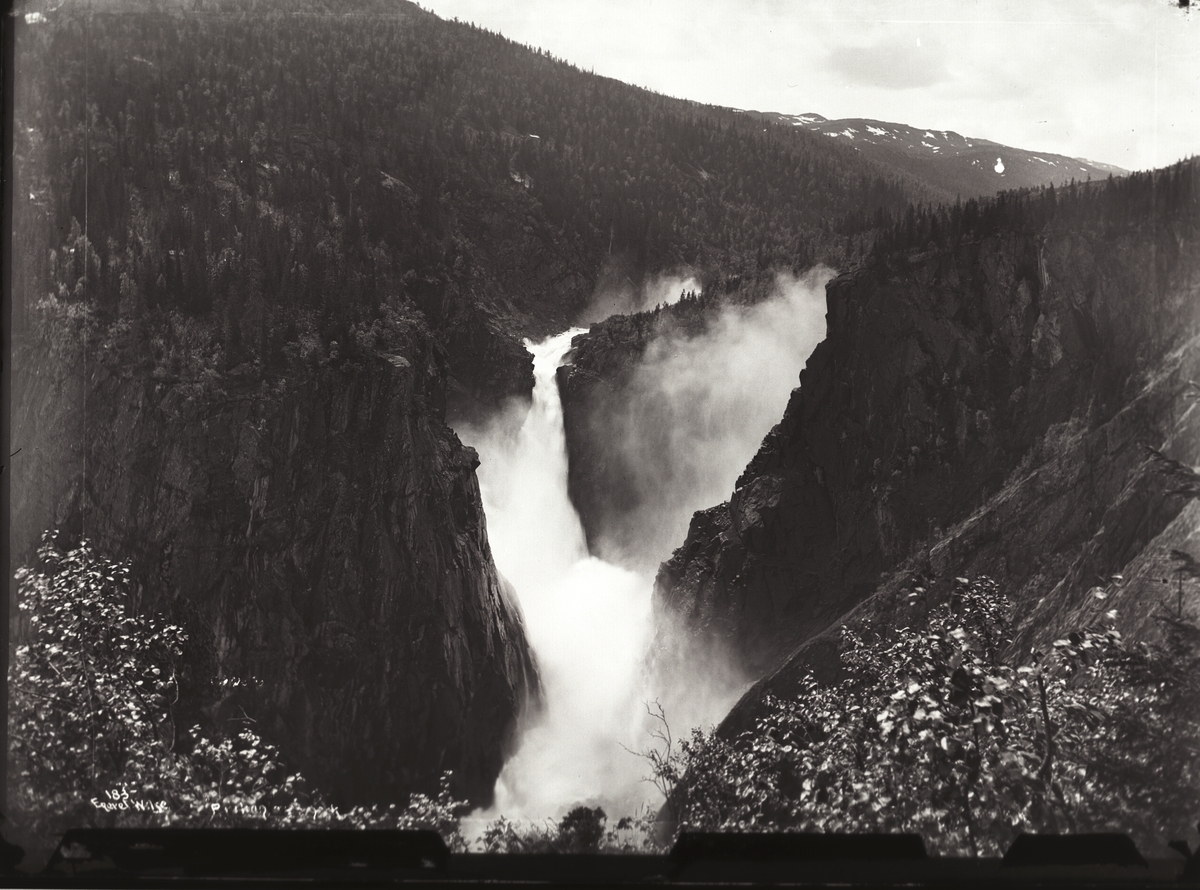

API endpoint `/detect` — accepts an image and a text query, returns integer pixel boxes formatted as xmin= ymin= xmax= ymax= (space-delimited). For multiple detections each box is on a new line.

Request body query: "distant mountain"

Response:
xmin=740 ymin=111 xmax=1126 ymax=199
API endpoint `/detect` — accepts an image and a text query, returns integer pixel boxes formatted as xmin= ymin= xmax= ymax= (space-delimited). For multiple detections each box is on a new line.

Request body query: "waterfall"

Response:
xmin=477 ymin=331 xmax=591 ymax=597
xmin=453 ymin=270 xmax=830 ymax=824
xmin=464 ymin=330 xmax=657 ymax=820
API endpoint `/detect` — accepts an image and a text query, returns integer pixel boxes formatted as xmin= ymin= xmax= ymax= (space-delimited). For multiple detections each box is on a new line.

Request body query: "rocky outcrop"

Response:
xmin=406 ymin=278 xmax=536 ymax=423
xmin=440 ymin=299 xmax=537 ymax=426
xmin=557 ymin=311 xmax=668 ymax=560
xmin=407 ymin=187 xmax=599 ymax=423
xmin=655 ymin=172 xmax=1200 ymax=706
xmin=10 ymin=325 xmax=540 ymax=808
xmin=558 ymin=282 xmax=771 ymax=565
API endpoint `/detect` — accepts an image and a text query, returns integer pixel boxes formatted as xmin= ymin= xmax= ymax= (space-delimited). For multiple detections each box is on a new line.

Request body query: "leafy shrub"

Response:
xmin=8 ymin=533 xmax=470 ymax=855
xmin=10 ymin=534 xmax=188 ymax=841
xmin=553 ymin=806 xmax=607 ymax=853
xmin=477 ymin=806 xmax=661 ymax=854
xmin=30 ymin=293 xmax=98 ymax=369
xmin=653 ymin=577 xmax=1200 ymax=856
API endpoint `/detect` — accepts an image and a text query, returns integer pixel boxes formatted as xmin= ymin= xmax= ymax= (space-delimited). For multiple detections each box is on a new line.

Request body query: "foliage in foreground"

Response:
xmin=8 ymin=532 xmax=670 ymax=858
xmin=8 ymin=534 xmax=471 ymax=853
xmin=649 ymin=577 xmax=1200 ymax=856
xmin=13 ymin=533 xmax=1199 ymax=859
xmin=476 ymin=806 xmax=660 ymax=854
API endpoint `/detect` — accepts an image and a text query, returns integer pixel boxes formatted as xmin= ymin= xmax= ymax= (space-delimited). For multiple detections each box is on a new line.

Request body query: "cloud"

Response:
xmin=422 ymin=0 xmax=1199 ymax=173
xmin=826 ymin=39 xmax=952 ymax=90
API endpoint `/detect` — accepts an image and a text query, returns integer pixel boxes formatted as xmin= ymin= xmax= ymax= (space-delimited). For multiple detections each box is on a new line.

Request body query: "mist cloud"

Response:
xmin=591 ymin=266 xmax=835 ymax=572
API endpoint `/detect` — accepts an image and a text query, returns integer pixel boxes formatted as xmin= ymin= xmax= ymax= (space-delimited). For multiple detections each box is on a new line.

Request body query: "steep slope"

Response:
xmin=10 ymin=311 xmax=539 ymax=807
xmin=652 ymin=164 xmax=1200 ymax=707
xmin=746 ymin=111 xmax=1126 ymax=198
xmin=11 ymin=0 xmax=924 ymax=397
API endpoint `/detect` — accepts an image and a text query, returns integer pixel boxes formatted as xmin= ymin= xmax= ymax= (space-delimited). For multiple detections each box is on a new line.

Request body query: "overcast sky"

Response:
xmin=419 ymin=0 xmax=1198 ymax=172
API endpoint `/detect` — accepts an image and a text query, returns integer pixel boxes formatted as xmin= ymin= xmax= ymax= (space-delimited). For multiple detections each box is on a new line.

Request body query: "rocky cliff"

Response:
xmin=557 ymin=309 xmax=680 ymax=564
xmin=557 ymin=276 xmax=781 ymax=568
xmin=652 ymin=168 xmax=1200 ymax=728
xmin=10 ymin=319 xmax=540 ymax=808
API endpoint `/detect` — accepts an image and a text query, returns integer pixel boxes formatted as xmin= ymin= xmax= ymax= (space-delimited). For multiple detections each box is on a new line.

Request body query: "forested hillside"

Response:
xmin=12 ymin=0 xmax=925 ymax=409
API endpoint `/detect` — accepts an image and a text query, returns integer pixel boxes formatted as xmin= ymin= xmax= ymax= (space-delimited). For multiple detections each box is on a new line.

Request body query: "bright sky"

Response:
xmin=418 ymin=0 xmax=1199 ymax=172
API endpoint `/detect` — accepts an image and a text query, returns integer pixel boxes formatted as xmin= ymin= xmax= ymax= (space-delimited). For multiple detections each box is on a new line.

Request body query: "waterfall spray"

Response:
xmin=467 ymin=330 xmax=657 ymax=820
xmin=455 ymin=269 xmax=828 ymax=822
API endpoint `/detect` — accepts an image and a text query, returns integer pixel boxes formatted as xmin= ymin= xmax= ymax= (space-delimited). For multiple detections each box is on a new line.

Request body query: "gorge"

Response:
xmin=455 ymin=285 xmax=832 ymax=819
xmin=7 ymin=0 xmax=1200 ymax=854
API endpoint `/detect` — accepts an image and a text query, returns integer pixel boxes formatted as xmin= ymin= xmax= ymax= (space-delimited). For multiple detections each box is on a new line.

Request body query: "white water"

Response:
xmin=465 ymin=330 xmax=659 ymax=820
xmin=457 ymin=274 xmax=828 ymax=821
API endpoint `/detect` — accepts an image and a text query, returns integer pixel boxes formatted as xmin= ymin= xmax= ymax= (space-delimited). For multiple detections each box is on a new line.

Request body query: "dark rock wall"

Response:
xmin=557 ymin=314 xmax=661 ymax=560
xmin=655 ymin=211 xmax=1200 ymax=692
xmin=718 ymin=334 xmax=1200 ymax=737
xmin=558 ymin=282 xmax=775 ymax=565
xmin=10 ymin=332 xmax=539 ymax=808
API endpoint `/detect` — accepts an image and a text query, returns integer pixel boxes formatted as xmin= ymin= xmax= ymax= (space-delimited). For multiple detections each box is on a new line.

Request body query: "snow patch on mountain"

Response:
xmin=735 ymin=108 xmax=1124 ymax=195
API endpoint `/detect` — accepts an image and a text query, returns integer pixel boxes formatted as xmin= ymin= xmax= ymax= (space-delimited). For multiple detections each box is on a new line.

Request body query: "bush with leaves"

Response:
xmin=653 ymin=577 xmax=1200 ymax=856
xmin=1048 ymin=606 xmax=1200 ymax=850
xmin=10 ymin=534 xmax=187 ymax=841
xmin=8 ymin=533 xmax=470 ymax=854
xmin=477 ymin=806 xmax=660 ymax=854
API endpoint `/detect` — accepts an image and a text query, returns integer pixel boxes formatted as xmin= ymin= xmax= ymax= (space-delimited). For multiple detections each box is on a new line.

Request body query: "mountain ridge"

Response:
xmin=739 ymin=109 xmax=1126 ymax=199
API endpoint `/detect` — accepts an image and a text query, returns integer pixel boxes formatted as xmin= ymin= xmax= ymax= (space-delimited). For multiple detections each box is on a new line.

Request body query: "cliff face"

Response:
xmin=557 ymin=280 xmax=779 ymax=567
xmin=654 ymin=192 xmax=1200 ymax=707
xmin=557 ymin=311 xmax=668 ymax=563
xmin=11 ymin=325 xmax=540 ymax=807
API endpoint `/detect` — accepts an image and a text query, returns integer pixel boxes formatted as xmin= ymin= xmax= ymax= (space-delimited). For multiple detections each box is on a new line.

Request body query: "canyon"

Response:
xmin=560 ymin=172 xmax=1200 ymax=740
xmin=9 ymin=0 xmax=1199 ymax=831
